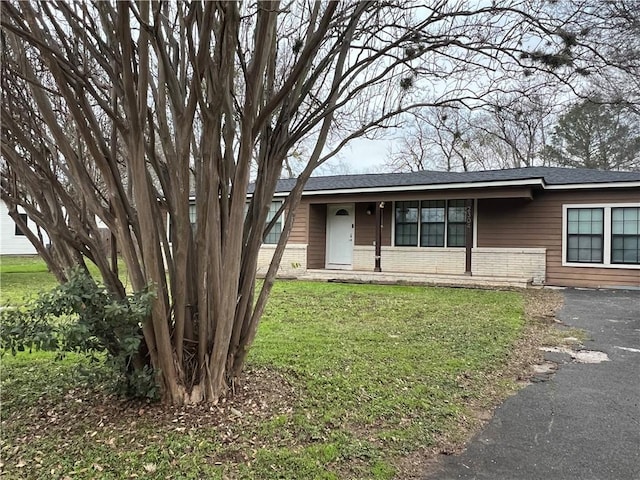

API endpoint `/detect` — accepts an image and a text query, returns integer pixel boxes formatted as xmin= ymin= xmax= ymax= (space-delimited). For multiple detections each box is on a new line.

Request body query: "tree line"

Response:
xmin=384 ymin=95 xmax=640 ymax=173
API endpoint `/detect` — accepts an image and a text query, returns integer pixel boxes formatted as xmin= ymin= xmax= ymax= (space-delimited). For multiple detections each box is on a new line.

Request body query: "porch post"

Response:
xmin=374 ymin=201 xmax=385 ymax=272
xmin=465 ymin=199 xmax=474 ymax=274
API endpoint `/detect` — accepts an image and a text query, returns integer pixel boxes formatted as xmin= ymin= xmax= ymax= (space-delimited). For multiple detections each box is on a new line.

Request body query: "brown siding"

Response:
xmin=478 ymin=189 xmax=640 ymax=288
xmin=355 ymin=202 xmax=392 ymax=246
xmin=288 ymin=203 xmax=308 ymax=244
xmin=307 ymin=203 xmax=326 ymax=268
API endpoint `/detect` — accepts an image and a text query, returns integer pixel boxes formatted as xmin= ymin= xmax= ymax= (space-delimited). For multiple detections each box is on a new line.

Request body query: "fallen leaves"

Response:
xmin=1 ymin=366 xmax=298 ymax=477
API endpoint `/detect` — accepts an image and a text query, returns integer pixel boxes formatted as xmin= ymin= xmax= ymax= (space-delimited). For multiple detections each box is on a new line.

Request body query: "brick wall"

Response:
xmin=472 ymin=247 xmax=546 ymax=284
xmin=257 ymin=244 xmax=307 ymax=276
xmin=352 ymin=245 xmax=546 ymax=282
xmin=353 ymin=246 xmax=466 ymax=274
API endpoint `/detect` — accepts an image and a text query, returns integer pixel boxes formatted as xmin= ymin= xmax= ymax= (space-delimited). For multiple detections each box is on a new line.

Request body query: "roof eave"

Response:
xmin=268 ymin=178 xmax=547 ymax=197
xmin=544 ymin=181 xmax=640 ymax=190
xmin=244 ymin=177 xmax=640 ymax=199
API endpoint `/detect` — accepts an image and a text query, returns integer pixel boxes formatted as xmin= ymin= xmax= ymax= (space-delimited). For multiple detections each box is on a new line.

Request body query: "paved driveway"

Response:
xmin=426 ymin=288 xmax=640 ymax=480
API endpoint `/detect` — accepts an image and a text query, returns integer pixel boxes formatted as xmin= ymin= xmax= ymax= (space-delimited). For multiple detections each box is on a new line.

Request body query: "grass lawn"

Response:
xmin=0 ymin=256 xmax=59 ymax=305
xmin=0 ymin=257 xmax=562 ymax=479
xmin=0 ymin=255 xmax=128 ymax=305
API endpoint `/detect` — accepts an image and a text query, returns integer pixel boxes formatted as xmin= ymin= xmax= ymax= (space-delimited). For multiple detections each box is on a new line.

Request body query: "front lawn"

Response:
xmin=0 ymin=256 xmax=59 ymax=305
xmin=0 ymin=260 xmax=559 ymax=479
xmin=0 ymin=255 xmax=128 ymax=305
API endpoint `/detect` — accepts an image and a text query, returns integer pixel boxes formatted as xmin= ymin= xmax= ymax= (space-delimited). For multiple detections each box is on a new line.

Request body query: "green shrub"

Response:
xmin=0 ymin=267 xmax=157 ymax=400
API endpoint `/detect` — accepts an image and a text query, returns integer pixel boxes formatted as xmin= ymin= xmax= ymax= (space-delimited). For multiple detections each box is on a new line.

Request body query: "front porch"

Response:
xmin=256 ymin=243 xmax=546 ymax=289
xmin=296 ymin=269 xmax=533 ymax=289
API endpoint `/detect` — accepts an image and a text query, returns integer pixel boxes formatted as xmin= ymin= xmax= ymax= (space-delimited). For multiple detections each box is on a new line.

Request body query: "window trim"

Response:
xmin=419 ymin=200 xmax=446 ymax=247
xmin=611 ymin=207 xmax=640 ymax=265
xmin=394 ymin=201 xmax=420 ymax=247
xmin=263 ymin=199 xmax=284 ymax=245
xmin=566 ymin=207 xmax=604 ymax=264
xmin=14 ymin=213 xmax=28 ymax=236
xmin=392 ymin=199 xmax=474 ymax=249
xmin=562 ymin=203 xmax=640 ymax=270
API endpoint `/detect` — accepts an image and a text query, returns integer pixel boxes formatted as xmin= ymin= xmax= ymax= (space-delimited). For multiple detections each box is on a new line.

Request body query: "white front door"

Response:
xmin=326 ymin=204 xmax=354 ymax=269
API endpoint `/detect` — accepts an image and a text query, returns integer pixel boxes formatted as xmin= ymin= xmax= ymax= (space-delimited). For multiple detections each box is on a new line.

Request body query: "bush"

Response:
xmin=0 ymin=268 xmax=158 ymax=400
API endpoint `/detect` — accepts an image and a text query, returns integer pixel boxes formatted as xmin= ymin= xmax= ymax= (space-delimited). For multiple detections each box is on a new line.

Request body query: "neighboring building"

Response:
xmin=254 ymin=167 xmax=640 ymax=289
xmin=1 ymin=201 xmax=111 ymax=257
xmin=0 ymin=201 xmax=47 ymax=255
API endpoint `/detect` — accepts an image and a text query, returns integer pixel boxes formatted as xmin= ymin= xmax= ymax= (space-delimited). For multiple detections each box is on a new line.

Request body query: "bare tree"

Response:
xmin=1 ymin=1 xmax=604 ymax=404
xmin=385 ymin=0 xmax=640 ymax=174
xmin=471 ymin=88 xmax=559 ymax=168
xmin=554 ymin=0 xmax=640 ymax=111
xmin=386 ymin=87 xmax=558 ymax=173
xmin=386 ymin=115 xmax=445 ymax=172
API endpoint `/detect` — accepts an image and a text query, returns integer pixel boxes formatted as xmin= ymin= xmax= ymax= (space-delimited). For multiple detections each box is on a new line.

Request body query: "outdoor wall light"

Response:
xmin=366 ymin=203 xmax=375 ymax=215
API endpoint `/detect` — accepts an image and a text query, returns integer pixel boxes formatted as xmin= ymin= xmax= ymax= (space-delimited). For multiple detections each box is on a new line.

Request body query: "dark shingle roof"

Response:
xmin=257 ymin=166 xmax=640 ymax=194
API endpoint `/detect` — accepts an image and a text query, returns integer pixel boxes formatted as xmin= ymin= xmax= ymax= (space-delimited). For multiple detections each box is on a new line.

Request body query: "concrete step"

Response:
xmin=293 ymin=269 xmax=531 ymax=289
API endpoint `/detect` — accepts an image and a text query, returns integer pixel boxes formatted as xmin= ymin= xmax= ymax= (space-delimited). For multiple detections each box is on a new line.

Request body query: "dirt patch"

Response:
xmin=394 ymin=448 xmax=443 ymax=479
xmin=523 ymin=288 xmax=565 ymax=322
xmin=2 ymin=367 xmax=298 ymax=474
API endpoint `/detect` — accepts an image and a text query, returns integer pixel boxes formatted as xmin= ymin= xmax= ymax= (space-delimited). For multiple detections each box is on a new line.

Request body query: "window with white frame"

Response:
xmin=611 ymin=207 xmax=639 ymax=265
xmin=563 ymin=204 xmax=640 ymax=267
xmin=395 ymin=200 xmax=469 ymax=247
xmin=566 ymin=208 xmax=604 ymax=263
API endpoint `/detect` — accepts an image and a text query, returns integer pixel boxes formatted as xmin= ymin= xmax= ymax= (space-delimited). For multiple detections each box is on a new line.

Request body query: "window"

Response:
xmin=395 ymin=200 xmax=470 ymax=247
xmin=420 ymin=200 xmax=445 ymax=247
xmin=169 ymin=201 xmax=284 ymax=244
xmin=395 ymin=201 xmax=419 ymax=246
xmin=263 ymin=200 xmax=283 ymax=244
xmin=566 ymin=208 xmax=604 ymax=263
xmin=14 ymin=213 xmax=27 ymax=236
xmin=611 ymin=207 xmax=639 ymax=265
xmin=447 ymin=199 xmax=467 ymax=247
xmin=563 ymin=204 xmax=640 ymax=268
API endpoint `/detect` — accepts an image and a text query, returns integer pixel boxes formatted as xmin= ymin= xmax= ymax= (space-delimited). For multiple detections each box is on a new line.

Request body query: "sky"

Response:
xmin=321 ymin=137 xmax=395 ymax=176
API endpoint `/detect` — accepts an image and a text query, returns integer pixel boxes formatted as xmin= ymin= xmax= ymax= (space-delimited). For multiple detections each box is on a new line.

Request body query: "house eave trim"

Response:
xmin=545 ymin=181 xmax=640 ymax=190
xmin=245 ymin=179 xmax=639 ymax=200
xmin=262 ymin=178 xmax=546 ymax=198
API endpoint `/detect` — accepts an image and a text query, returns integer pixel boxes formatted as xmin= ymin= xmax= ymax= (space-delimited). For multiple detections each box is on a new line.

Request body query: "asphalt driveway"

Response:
xmin=426 ymin=288 xmax=640 ymax=480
